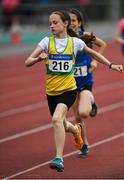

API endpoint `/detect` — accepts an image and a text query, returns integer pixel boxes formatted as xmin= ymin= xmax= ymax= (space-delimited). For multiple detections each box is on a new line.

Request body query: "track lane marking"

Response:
xmin=0 ymin=79 xmax=124 ymax=99
xmin=0 ymin=101 xmax=47 ymax=118
xmin=0 ymin=100 xmax=124 ymax=144
xmin=3 ymin=132 xmax=124 ymax=180
xmin=0 ymin=80 xmax=124 ymax=118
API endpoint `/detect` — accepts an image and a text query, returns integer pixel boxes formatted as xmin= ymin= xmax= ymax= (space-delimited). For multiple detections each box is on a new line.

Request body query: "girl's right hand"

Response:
xmin=38 ymin=52 xmax=48 ymax=61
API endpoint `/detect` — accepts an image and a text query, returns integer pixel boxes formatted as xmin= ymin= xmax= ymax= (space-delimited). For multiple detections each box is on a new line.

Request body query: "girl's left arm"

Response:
xmin=89 ymin=37 xmax=107 ymax=73
xmin=94 ymin=37 xmax=107 ymax=54
xmin=83 ymin=45 xmax=123 ymax=73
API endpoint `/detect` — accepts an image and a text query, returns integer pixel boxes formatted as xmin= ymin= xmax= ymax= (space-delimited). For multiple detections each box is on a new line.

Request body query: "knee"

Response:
xmin=52 ymin=115 xmax=63 ymax=127
xmin=79 ymin=109 xmax=90 ymax=118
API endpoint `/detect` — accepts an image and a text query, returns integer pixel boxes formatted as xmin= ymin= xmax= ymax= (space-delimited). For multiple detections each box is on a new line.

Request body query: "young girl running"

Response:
xmin=25 ymin=10 xmax=123 ymax=172
xmin=69 ymin=8 xmax=107 ymax=156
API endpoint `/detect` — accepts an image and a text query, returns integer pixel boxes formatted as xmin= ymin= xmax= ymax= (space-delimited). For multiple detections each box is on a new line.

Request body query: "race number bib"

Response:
xmin=74 ymin=66 xmax=88 ymax=77
xmin=49 ymin=54 xmax=73 ymax=72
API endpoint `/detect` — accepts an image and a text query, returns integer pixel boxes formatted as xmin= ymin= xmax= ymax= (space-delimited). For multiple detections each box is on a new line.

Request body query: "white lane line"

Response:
xmin=0 ymin=100 xmax=124 ymax=144
xmin=3 ymin=132 xmax=124 ymax=180
xmin=94 ymin=80 xmax=124 ymax=93
xmin=98 ymin=100 xmax=124 ymax=113
xmin=0 ymin=101 xmax=47 ymax=119
xmin=1 ymin=80 xmax=124 ymax=99
xmin=0 ymin=80 xmax=124 ymax=119
xmin=0 ymin=86 xmax=41 ymax=99
xmin=0 ymin=123 xmax=53 ymax=144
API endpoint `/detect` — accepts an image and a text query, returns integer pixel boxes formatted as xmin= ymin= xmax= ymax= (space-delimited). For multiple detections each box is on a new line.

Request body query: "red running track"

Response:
xmin=0 ymin=41 xmax=124 ymax=179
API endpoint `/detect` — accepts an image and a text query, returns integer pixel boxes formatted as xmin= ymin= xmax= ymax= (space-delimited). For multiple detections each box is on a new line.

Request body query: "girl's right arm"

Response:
xmin=25 ymin=46 xmax=48 ymax=67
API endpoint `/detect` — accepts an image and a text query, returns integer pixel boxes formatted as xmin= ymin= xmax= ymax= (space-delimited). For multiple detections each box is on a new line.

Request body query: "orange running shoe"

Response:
xmin=73 ymin=123 xmax=84 ymax=150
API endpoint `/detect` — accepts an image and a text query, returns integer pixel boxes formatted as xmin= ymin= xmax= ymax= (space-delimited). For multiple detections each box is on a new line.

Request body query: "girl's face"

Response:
xmin=49 ymin=13 xmax=67 ymax=37
xmin=69 ymin=13 xmax=81 ymax=33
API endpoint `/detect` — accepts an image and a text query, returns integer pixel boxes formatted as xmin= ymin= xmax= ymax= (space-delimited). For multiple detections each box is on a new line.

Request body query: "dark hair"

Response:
xmin=69 ymin=8 xmax=85 ymax=32
xmin=50 ymin=10 xmax=94 ymax=47
xmin=51 ymin=10 xmax=78 ymax=37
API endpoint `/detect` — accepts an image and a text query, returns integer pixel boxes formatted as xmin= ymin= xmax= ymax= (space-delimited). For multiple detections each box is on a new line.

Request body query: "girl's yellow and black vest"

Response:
xmin=44 ymin=35 xmax=76 ymax=96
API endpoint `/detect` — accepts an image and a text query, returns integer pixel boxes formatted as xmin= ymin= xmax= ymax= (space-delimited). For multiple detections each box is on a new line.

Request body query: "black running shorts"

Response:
xmin=47 ymin=90 xmax=77 ymax=116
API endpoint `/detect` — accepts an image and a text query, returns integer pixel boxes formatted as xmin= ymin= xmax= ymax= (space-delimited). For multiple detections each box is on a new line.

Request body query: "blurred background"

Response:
xmin=0 ymin=0 xmax=124 ymax=47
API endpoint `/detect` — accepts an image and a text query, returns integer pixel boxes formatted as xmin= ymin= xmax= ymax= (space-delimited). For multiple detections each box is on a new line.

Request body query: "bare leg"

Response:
xmin=78 ymin=90 xmax=94 ymax=118
xmin=52 ymin=103 xmax=67 ymax=158
xmin=63 ymin=118 xmax=83 ymax=149
xmin=72 ymin=98 xmax=88 ymax=145
xmin=72 ymin=90 xmax=94 ymax=145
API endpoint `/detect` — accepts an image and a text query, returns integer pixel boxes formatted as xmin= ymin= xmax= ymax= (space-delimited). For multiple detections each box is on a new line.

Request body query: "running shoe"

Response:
xmin=90 ymin=102 xmax=98 ymax=117
xmin=73 ymin=123 xmax=84 ymax=150
xmin=49 ymin=157 xmax=64 ymax=172
xmin=79 ymin=144 xmax=89 ymax=156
